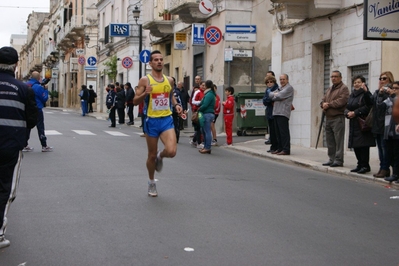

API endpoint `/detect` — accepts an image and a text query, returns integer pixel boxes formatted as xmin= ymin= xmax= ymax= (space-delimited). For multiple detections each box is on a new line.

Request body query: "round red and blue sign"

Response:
xmin=204 ymin=26 xmax=222 ymax=45
xmin=122 ymin=57 xmax=133 ymax=69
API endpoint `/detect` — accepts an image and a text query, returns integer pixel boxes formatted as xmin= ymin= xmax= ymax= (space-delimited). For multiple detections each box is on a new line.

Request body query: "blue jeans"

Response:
xmin=201 ymin=113 xmax=215 ymax=149
xmin=81 ymin=100 xmax=88 ymax=115
xmin=375 ymin=134 xmax=389 ymax=170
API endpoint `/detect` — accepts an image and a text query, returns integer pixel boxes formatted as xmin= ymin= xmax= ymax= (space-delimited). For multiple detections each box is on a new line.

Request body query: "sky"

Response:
xmin=0 ymin=1 xmax=50 ymax=48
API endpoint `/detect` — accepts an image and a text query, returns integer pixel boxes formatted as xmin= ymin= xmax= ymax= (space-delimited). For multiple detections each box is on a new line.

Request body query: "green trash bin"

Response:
xmin=235 ymin=92 xmax=268 ymax=136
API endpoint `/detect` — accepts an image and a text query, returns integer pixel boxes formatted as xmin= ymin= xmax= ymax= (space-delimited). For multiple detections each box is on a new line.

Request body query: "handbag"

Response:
xmin=358 ymin=117 xmax=372 ymax=132
xmin=191 ymin=112 xmax=199 ymax=123
xmin=365 ymin=107 xmax=373 ymax=127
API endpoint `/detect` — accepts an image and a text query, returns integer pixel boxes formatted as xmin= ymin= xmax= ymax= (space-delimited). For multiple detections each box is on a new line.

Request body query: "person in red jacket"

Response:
xmin=211 ymin=84 xmax=221 ymax=146
xmin=222 ymin=86 xmax=235 ymax=146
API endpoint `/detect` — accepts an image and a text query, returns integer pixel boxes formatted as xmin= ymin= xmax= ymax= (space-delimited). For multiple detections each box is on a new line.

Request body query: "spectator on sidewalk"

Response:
xmin=79 ymin=84 xmax=89 ymax=116
xmin=88 ymin=85 xmax=97 ymax=113
xmin=211 ymin=84 xmax=221 ymax=146
xmin=172 ymin=77 xmax=182 ymax=143
xmin=198 ymin=80 xmax=216 ymax=154
xmin=177 ymin=81 xmax=189 ymax=130
xmin=270 ymin=74 xmax=294 ymax=155
xmin=191 ymin=83 xmax=205 ymax=149
xmin=125 ymin=82 xmax=135 ymax=125
xmin=344 ymin=75 xmax=375 ymax=174
xmin=382 ymin=82 xmax=399 ymax=183
xmin=222 ymin=86 xmax=235 ymax=146
xmin=116 ymin=84 xmax=126 ymax=124
xmin=371 ymin=71 xmax=394 ymax=178
xmin=0 ymin=46 xmax=38 ymax=249
xmin=264 ymin=71 xmax=276 ymax=145
xmin=321 ymin=70 xmax=349 ymax=167
xmin=106 ymin=84 xmax=116 ymax=127
xmin=263 ymin=75 xmax=279 ymax=153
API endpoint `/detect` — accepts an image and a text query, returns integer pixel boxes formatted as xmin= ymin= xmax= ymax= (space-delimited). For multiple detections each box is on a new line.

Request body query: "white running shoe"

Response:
xmin=197 ymin=143 xmax=204 ymax=149
xmin=155 ymin=151 xmax=163 ymax=172
xmin=42 ymin=146 xmax=53 ymax=152
xmin=148 ymin=182 xmax=158 ymax=197
xmin=22 ymin=146 xmax=34 ymax=152
xmin=0 ymin=235 xmax=10 ymax=249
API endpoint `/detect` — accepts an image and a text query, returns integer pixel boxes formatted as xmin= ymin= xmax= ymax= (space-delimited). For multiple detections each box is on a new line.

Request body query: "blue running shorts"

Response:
xmin=144 ymin=116 xmax=174 ymax=138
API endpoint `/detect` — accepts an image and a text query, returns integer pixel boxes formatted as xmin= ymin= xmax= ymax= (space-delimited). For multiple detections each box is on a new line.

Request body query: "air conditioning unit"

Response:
xmin=70 ymin=57 xmax=78 ymax=72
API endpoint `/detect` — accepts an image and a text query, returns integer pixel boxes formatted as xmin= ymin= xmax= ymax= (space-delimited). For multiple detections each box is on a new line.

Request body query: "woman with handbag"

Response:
xmin=371 ymin=71 xmax=395 ymax=177
xmin=344 ymin=76 xmax=375 ymax=174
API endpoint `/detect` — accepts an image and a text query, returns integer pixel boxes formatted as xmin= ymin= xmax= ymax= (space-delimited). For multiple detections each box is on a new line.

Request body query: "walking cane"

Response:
xmin=315 ymin=112 xmax=325 ymax=149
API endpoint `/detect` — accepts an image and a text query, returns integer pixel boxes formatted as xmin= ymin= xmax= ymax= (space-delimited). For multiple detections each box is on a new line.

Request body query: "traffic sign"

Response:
xmin=78 ymin=56 xmax=85 ymax=65
xmin=204 ymin=26 xmax=222 ymax=45
xmin=199 ymin=0 xmax=213 ymax=15
xmin=225 ymin=25 xmax=257 ymax=42
xmin=87 ymin=56 xmax=97 ymax=66
xmin=139 ymin=50 xmax=151 ymax=64
xmin=122 ymin=56 xmax=133 ymax=69
xmin=192 ymin=23 xmax=205 ymax=46
xmin=76 ymin=49 xmax=85 ymax=55
xmin=84 ymin=66 xmax=97 ymax=71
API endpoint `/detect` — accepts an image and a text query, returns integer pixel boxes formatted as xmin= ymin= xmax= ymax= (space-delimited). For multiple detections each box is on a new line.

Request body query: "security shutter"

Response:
xmin=351 ymin=64 xmax=369 ymax=85
xmin=322 ymin=43 xmax=331 ymax=147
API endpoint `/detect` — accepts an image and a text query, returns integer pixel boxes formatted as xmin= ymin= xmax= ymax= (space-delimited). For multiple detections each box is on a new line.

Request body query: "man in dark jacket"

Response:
xmin=79 ymin=84 xmax=90 ymax=116
xmin=0 ymin=46 xmax=38 ymax=249
xmin=124 ymin=82 xmax=135 ymax=125
xmin=88 ymin=85 xmax=97 ymax=113
xmin=321 ymin=70 xmax=350 ymax=167
xmin=177 ymin=81 xmax=189 ymax=130
xmin=106 ymin=84 xmax=117 ymax=127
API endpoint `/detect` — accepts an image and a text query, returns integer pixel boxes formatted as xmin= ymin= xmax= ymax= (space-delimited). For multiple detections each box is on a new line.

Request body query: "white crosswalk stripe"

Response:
xmin=104 ymin=131 xmax=130 ymax=137
xmin=72 ymin=130 xmax=96 ymax=135
xmin=45 ymin=130 xmax=62 ymax=135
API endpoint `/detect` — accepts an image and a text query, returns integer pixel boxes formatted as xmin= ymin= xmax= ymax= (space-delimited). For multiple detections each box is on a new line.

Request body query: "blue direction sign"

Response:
xmin=225 ymin=25 xmax=257 ymax=33
xmin=87 ymin=56 xmax=97 ymax=66
xmin=225 ymin=25 xmax=257 ymax=42
xmin=139 ymin=50 xmax=151 ymax=64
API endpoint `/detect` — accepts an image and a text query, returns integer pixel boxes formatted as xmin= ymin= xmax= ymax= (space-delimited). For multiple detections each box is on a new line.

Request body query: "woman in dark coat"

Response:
xmin=344 ymin=75 xmax=375 ymax=174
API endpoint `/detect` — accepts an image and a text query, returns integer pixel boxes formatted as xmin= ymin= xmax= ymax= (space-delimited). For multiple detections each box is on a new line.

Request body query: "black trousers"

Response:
xmin=268 ymin=118 xmax=278 ymax=151
xmin=386 ymin=138 xmax=399 ymax=176
xmin=172 ymin=112 xmax=180 ymax=142
xmin=0 ymin=150 xmax=22 ymax=236
xmin=274 ymin=115 xmax=290 ymax=153
xmin=353 ymin=146 xmax=370 ymax=170
xmin=117 ymin=107 xmax=125 ymax=124
xmin=127 ymin=104 xmax=134 ymax=123
xmin=109 ymin=107 xmax=116 ymax=127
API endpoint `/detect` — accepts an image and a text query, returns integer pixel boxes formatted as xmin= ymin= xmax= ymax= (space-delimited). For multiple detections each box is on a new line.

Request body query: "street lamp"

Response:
xmin=132 ymin=5 xmax=143 ymax=80
xmin=84 ymin=35 xmax=100 ymax=49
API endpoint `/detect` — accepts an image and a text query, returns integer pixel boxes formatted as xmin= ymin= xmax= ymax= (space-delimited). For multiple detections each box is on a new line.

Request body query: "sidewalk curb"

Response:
xmin=223 ymin=145 xmax=397 ymax=189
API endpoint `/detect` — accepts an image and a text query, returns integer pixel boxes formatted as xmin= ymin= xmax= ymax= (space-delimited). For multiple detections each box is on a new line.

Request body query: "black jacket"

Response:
xmin=125 ymin=87 xmax=135 ymax=105
xmin=88 ymin=89 xmax=97 ymax=103
xmin=371 ymin=89 xmax=390 ymax=135
xmin=344 ymin=89 xmax=375 ymax=148
xmin=0 ymin=70 xmax=38 ymax=151
xmin=116 ymin=90 xmax=126 ymax=109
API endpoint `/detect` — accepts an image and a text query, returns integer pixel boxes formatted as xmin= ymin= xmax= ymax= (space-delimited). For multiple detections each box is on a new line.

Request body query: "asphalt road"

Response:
xmin=1 ymin=109 xmax=399 ymax=266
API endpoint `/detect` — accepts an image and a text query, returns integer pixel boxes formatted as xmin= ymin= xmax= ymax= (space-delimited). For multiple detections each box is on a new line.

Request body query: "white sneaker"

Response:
xmin=42 ymin=146 xmax=53 ymax=152
xmin=197 ymin=143 xmax=204 ymax=149
xmin=22 ymin=146 xmax=34 ymax=152
xmin=148 ymin=182 xmax=158 ymax=197
xmin=155 ymin=151 xmax=163 ymax=172
xmin=0 ymin=235 xmax=10 ymax=249
xmin=211 ymin=140 xmax=218 ymax=146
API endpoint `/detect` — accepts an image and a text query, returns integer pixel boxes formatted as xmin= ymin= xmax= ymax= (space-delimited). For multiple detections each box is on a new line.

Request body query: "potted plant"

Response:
xmin=159 ymin=9 xmax=171 ymax=20
xmin=49 ymin=90 xmax=59 ymax=107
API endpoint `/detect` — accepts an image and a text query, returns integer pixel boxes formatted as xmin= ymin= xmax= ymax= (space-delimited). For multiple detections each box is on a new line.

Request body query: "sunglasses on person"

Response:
xmin=379 ymin=77 xmax=388 ymax=81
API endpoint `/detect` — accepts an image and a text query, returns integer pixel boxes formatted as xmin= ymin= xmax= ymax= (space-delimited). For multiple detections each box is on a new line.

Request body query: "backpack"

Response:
xmin=106 ymin=92 xmax=114 ymax=109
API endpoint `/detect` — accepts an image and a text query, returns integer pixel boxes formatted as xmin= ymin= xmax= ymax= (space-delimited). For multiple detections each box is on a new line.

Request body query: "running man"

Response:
xmin=133 ymin=50 xmax=182 ymax=197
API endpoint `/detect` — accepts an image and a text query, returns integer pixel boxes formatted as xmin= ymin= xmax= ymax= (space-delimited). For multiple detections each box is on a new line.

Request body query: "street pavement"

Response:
xmin=80 ymin=108 xmax=394 ymax=188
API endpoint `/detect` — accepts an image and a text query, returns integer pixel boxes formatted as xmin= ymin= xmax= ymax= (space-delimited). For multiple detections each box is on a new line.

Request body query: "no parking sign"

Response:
xmin=122 ymin=57 xmax=133 ymax=69
xmin=204 ymin=26 xmax=222 ymax=45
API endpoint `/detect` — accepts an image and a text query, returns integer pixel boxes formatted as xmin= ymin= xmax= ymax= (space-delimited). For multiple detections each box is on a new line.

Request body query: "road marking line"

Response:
xmin=72 ymin=130 xmax=96 ymax=135
xmin=104 ymin=131 xmax=129 ymax=136
xmin=45 ymin=130 xmax=62 ymax=135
